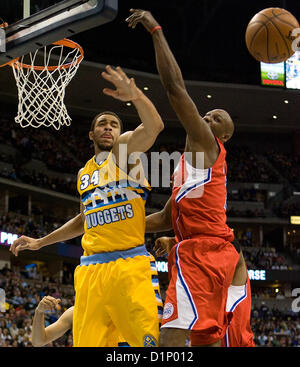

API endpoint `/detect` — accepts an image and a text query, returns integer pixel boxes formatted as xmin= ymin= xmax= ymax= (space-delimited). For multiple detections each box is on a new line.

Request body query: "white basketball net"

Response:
xmin=11 ymin=42 xmax=83 ymax=130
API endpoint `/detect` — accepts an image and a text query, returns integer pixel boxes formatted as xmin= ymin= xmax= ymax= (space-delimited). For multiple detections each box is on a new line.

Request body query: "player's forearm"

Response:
xmin=146 ymin=211 xmax=173 ymax=233
xmin=132 ymin=90 xmax=164 ymax=135
xmin=31 ymin=311 xmax=47 ymax=347
xmin=37 ymin=214 xmax=84 ymax=248
xmin=151 ymin=29 xmax=185 ymax=93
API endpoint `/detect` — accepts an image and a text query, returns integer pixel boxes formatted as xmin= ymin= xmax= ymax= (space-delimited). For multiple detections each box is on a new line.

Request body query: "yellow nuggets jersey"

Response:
xmin=77 ymin=152 xmax=151 ymax=255
xmin=74 ymin=152 xmax=160 ymax=347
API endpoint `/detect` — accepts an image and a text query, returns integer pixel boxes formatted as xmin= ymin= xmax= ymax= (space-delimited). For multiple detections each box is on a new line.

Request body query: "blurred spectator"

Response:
xmin=243 ymin=247 xmax=289 ymax=270
xmin=251 ymin=306 xmax=300 ymax=347
xmin=267 ymin=150 xmax=300 ymax=186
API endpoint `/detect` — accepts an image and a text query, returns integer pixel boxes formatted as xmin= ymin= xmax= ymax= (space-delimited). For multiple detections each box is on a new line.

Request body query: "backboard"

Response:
xmin=0 ymin=0 xmax=118 ymax=65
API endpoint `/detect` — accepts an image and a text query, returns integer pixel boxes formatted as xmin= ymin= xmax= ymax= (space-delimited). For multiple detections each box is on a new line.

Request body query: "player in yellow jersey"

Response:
xmin=10 ymin=65 xmax=164 ymax=347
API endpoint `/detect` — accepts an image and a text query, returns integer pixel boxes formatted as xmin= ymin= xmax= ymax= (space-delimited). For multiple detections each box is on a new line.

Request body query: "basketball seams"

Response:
xmin=259 ymin=8 xmax=293 ymax=21
xmin=271 ymin=8 xmax=299 ymax=28
xmin=268 ymin=18 xmax=291 ymax=56
xmin=273 ymin=17 xmax=299 ymax=31
xmin=266 ymin=24 xmax=270 ymax=63
xmin=258 ymin=10 xmax=272 ymax=21
xmin=248 ymin=22 xmax=267 ymax=53
xmin=259 ymin=12 xmax=291 ymax=58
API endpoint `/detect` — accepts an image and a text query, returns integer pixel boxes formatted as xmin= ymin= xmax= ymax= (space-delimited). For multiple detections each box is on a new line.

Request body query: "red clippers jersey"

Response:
xmin=171 ymin=138 xmax=234 ymax=242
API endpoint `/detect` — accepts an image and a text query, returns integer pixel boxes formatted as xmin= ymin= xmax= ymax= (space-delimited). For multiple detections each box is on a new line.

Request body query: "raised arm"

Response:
xmin=101 ymin=65 xmax=164 ymax=155
xmin=126 ymin=10 xmax=216 ymax=151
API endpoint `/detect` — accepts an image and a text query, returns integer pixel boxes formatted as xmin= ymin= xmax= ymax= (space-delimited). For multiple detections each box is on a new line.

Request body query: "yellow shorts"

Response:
xmin=73 ymin=245 xmax=162 ymax=347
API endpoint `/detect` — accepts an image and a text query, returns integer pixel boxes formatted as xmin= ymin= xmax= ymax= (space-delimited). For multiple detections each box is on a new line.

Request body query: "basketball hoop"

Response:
xmin=1 ymin=38 xmax=84 ymax=130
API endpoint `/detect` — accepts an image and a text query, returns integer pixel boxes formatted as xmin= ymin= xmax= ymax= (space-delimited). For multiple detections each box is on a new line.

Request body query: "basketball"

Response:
xmin=245 ymin=8 xmax=300 ymax=63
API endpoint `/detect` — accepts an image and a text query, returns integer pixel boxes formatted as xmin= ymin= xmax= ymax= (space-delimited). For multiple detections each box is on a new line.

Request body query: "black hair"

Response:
xmin=90 ymin=111 xmax=123 ymax=132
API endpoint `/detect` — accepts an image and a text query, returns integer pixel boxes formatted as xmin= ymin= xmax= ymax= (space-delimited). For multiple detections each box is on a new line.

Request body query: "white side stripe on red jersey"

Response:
xmin=175 ymin=168 xmax=211 ymax=203
xmin=224 ymin=284 xmax=247 ymax=347
xmin=161 ymin=242 xmax=198 ymax=330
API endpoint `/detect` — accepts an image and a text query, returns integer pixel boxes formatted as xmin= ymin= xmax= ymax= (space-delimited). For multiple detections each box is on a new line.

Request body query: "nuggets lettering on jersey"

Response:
xmin=85 ymin=204 xmax=133 ymax=228
xmin=78 ymin=152 xmax=151 ymax=255
xmin=172 ymin=138 xmax=234 ymax=242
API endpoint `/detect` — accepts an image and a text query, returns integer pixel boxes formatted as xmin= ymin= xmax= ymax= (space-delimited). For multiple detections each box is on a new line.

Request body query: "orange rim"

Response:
xmin=0 ymin=58 xmax=19 ymax=68
xmin=9 ymin=38 xmax=84 ymax=71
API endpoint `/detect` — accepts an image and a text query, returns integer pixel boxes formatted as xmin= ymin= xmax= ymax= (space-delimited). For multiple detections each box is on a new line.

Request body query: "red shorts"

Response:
xmin=162 ymin=237 xmax=240 ymax=345
xmin=221 ymin=274 xmax=255 ymax=347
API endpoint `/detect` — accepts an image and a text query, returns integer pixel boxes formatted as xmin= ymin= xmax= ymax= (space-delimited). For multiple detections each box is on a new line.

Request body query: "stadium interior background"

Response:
xmin=0 ymin=0 xmax=300 ymax=347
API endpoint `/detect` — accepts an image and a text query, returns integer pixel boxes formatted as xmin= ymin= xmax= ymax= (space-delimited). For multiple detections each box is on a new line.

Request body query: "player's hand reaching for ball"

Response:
xmin=126 ymin=9 xmax=160 ymax=33
xmin=153 ymin=237 xmax=176 ymax=257
xmin=10 ymin=235 xmax=42 ymax=257
xmin=101 ymin=65 xmax=142 ymax=102
xmin=35 ymin=296 xmax=61 ymax=314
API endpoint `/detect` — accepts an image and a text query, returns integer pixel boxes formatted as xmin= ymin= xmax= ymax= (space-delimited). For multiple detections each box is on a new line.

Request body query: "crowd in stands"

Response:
xmin=276 ymin=200 xmax=300 ymax=218
xmin=0 ymin=166 xmax=77 ymax=196
xmin=243 ymin=247 xmax=289 ymax=270
xmin=234 ymin=228 xmax=254 ymax=247
xmin=227 ymin=188 xmax=267 ymax=203
xmin=0 ymin=212 xmax=63 ymax=240
xmin=0 ymin=264 xmax=74 ymax=347
xmin=226 ymin=145 xmax=279 ymax=184
xmin=251 ymin=288 xmax=287 ymax=299
xmin=267 ymin=149 xmax=300 ymax=186
xmin=0 ymin=121 xmax=80 ymax=174
xmin=251 ymin=305 xmax=300 ymax=347
xmin=227 ymin=207 xmax=266 ymax=218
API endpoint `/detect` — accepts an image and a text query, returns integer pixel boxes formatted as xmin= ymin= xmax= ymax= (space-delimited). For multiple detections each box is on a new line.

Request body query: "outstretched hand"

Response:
xmin=101 ymin=65 xmax=141 ymax=102
xmin=125 ymin=9 xmax=160 ymax=33
xmin=10 ymin=235 xmax=42 ymax=257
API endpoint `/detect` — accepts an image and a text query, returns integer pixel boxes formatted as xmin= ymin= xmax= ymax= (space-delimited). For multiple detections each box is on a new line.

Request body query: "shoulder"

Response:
xmin=77 ymin=156 xmax=95 ymax=177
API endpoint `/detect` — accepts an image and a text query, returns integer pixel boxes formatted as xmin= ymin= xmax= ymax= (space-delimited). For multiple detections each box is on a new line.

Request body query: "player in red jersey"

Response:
xmin=127 ymin=9 xmax=255 ymax=347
